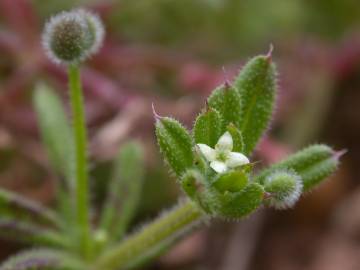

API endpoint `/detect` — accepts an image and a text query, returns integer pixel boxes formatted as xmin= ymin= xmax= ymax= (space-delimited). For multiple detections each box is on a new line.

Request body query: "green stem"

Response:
xmin=93 ymin=199 xmax=204 ymax=270
xmin=68 ymin=65 xmax=91 ymax=258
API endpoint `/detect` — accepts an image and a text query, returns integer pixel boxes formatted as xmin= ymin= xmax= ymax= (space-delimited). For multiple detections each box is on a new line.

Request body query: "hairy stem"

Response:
xmin=68 ymin=65 xmax=91 ymax=258
xmin=93 ymin=199 xmax=204 ymax=270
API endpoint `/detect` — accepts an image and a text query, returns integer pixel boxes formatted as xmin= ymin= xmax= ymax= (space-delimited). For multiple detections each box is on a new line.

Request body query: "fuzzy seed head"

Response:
xmin=264 ymin=170 xmax=303 ymax=209
xmin=42 ymin=9 xmax=105 ymax=65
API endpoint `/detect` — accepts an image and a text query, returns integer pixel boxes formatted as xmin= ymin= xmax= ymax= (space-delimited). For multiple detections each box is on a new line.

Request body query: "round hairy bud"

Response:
xmin=263 ymin=170 xmax=303 ymax=209
xmin=42 ymin=9 xmax=105 ymax=65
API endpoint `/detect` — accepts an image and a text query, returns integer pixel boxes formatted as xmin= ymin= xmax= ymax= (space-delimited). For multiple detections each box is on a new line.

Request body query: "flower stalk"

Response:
xmin=68 ymin=64 xmax=91 ymax=258
xmin=93 ymin=199 xmax=203 ymax=270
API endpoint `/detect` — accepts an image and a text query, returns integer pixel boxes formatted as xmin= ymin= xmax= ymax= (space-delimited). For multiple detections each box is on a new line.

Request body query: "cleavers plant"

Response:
xmin=0 ymin=8 xmax=341 ymax=270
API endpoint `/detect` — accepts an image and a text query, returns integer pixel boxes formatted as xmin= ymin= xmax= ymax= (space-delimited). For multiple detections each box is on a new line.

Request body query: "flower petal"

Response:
xmin=226 ymin=152 xmax=250 ymax=168
xmin=210 ymin=161 xmax=228 ymax=173
xmin=197 ymin=144 xmax=216 ymax=161
xmin=215 ymin=131 xmax=233 ymax=152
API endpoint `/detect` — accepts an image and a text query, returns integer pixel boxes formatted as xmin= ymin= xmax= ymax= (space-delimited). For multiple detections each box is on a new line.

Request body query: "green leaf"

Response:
xmin=0 ymin=188 xmax=61 ymax=227
xmin=33 ymin=82 xmax=75 ymax=189
xmin=208 ymin=82 xmax=242 ymax=132
xmin=212 ymin=170 xmax=248 ymax=193
xmin=0 ymin=218 xmax=70 ymax=247
xmin=256 ymin=144 xmax=339 ymax=192
xmin=234 ymin=54 xmax=277 ymax=155
xmin=100 ymin=141 xmax=145 ymax=240
xmin=211 ymin=182 xmax=264 ymax=219
xmin=193 ymin=107 xmax=222 ymax=148
xmin=0 ymin=249 xmax=85 ymax=270
xmin=155 ymin=117 xmax=194 ymax=176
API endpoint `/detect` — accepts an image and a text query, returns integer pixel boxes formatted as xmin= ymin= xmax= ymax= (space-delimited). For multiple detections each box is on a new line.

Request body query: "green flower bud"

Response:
xmin=263 ymin=170 xmax=303 ymax=209
xmin=42 ymin=9 xmax=105 ymax=65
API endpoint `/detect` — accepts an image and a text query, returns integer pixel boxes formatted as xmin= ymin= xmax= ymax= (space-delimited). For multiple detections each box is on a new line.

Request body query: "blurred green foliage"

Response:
xmin=31 ymin=0 xmax=360 ymax=61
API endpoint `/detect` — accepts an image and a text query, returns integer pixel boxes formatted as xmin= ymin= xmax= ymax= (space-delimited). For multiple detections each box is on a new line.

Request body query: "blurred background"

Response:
xmin=0 ymin=0 xmax=360 ymax=269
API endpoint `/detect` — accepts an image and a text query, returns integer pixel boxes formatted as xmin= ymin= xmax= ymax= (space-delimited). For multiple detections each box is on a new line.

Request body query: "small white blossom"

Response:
xmin=197 ymin=131 xmax=249 ymax=173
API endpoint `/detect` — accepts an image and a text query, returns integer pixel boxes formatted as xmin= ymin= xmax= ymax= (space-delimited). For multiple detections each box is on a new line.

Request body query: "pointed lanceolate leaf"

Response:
xmin=234 ymin=54 xmax=277 ymax=155
xmin=0 ymin=188 xmax=61 ymax=227
xmin=34 ymin=83 xmax=84 ymax=237
xmin=207 ymin=83 xmax=242 ymax=132
xmin=256 ymin=144 xmax=339 ymax=192
xmin=33 ymin=83 xmax=75 ymax=189
xmin=193 ymin=107 xmax=223 ymax=148
xmin=0 ymin=249 xmax=85 ymax=270
xmin=156 ymin=117 xmax=194 ymax=176
xmin=100 ymin=141 xmax=145 ymax=240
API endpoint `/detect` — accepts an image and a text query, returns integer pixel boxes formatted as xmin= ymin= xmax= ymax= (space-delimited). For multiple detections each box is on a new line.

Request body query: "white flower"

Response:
xmin=197 ymin=131 xmax=249 ymax=173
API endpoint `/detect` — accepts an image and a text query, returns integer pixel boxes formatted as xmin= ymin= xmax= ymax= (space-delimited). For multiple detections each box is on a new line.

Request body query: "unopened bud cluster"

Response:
xmin=263 ymin=170 xmax=302 ymax=209
xmin=42 ymin=9 xmax=105 ymax=65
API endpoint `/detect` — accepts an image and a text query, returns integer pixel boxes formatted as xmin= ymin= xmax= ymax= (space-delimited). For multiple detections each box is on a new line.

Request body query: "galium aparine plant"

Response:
xmin=0 ymin=9 xmax=342 ymax=270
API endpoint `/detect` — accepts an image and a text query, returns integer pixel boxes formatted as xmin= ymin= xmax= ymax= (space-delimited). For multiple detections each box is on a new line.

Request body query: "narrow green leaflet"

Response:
xmin=0 ymin=188 xmax=61 ymax=227
xmin=100 ymin=141 xmax=145 ymax=240
xmin=155 ymin=117 xmax=194 ymax=176
xmin=0 ymin=218 xmax=69 ymax=248
xmin=33 ymin=83 xmax=75 ymax=189
xmin=0 ymin=249 xmax=85 ymax=270
xmin=234 ymin=53 xmax=277 ymax=155
xmin=255 ymin=144 xmax=339 ymax=192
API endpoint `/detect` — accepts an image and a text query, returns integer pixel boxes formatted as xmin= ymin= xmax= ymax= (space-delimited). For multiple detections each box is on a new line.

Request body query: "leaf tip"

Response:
xmin=152 ymin=103 xmax=163 ymax=122
xmin=333 ymin=149 xmax=347 ymax=161
xmin=265 ymin=43 xmax=274 ymax=62
xmin=222 ymin=66 xmax=232 ymax=87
